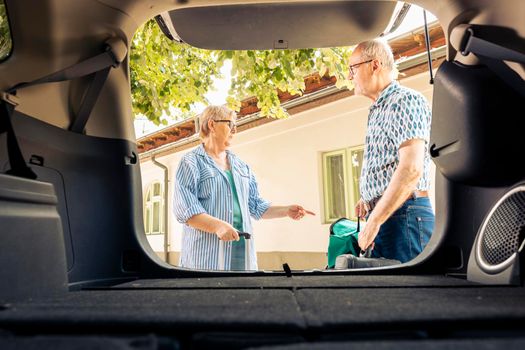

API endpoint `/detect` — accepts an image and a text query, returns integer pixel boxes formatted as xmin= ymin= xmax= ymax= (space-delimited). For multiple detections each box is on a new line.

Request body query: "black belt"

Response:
xmin=365 ymin=190 xmax=429 ymax=212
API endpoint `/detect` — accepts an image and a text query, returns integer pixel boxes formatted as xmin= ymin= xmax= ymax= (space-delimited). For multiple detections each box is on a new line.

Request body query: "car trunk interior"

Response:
xmin=1 ymin=0 xmax=525 ymax=348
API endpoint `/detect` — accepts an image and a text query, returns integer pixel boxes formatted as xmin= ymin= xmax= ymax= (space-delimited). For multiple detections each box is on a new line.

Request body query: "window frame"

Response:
xmin=144 ymin=181 xmax=164 ymax=235
xmin=321 ymin=145 xmax=365 ymax=224
xmin=322 ymin=148 xmax=350 ymax=224
xmin=347 ymin=145 xmax=365 ymax=221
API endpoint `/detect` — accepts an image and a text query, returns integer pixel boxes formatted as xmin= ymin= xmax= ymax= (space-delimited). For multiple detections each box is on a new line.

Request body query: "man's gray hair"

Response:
xmin=199 ymin=105 xmax=236 ymax=139
xmin=356 ymin=39 xmax=395 ymax=72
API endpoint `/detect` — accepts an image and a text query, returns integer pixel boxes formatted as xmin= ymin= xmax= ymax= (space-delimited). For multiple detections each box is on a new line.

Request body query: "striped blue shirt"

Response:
xmin=173 ymin=144 xmax=271 ymax=270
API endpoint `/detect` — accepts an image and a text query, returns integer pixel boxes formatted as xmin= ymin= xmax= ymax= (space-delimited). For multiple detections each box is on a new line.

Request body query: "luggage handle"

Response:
xmin=237 ymin=231 xmax=251 ymax=239
xmin=359 ymin=246 xmax=372 ymax=258
xmin=358 ymin=219 xmax=373 ymax=258
xmin=218 ymin=231 xmax=251 ymax=271
xmin=237 ymin=231 xmax=252 ymax=271
xmin=357 ymin=216 xmax=372 ymax=257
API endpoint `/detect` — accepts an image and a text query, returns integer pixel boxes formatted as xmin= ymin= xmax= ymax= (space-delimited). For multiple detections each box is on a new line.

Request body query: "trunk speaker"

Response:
xmin=468 ymin=185 xmax=525 ymax=284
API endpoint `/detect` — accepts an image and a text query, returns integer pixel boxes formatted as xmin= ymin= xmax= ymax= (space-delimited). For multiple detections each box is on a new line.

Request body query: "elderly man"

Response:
xmin=350 ymin=39 xmax=435 ymax=263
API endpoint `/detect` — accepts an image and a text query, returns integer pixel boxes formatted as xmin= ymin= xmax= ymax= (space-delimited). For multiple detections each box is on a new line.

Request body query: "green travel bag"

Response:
xmin=327 ymin=218 xmax=360 ymax=269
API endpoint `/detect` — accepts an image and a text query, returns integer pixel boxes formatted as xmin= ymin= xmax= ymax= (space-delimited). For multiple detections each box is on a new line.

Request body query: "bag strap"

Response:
xmin=455 ymin=25 xmax=525 ymax=97
xmin=329 ymin=217 xmax=346 ymax=235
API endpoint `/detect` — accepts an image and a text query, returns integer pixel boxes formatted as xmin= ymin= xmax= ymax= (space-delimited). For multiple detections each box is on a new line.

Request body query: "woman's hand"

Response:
xmin=262 ymin=205 xmax=315 ymax=219
xmin=215 ymin=221 xmax=240 ymax=241
xmin=286 ymin=205 xmax=316 ymax=220
xmin=187 ymin=214 xmax=240 ymax=241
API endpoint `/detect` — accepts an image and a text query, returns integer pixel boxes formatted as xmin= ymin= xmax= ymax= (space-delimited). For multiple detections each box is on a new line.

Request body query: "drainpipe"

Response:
xmin=151 ymin=154 xmax=170 ymax=263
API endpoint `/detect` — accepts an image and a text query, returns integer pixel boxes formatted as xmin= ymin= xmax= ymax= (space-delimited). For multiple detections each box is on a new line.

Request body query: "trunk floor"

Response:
xmin=1 ymin=275 xmax=524 ymax=334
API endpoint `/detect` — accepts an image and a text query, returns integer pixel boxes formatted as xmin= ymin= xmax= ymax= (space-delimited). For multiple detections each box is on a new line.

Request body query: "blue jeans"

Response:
xmin=371 ymin=197 xmax=434 ymax=263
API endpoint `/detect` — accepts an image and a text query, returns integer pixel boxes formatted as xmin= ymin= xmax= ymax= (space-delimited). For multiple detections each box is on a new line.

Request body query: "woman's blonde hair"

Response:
xmin=199 ymin=105 xmax=236 ymax=139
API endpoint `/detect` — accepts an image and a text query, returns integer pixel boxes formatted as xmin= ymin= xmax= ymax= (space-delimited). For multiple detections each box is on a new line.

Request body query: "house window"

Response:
xmin=322 ymin=149 xmax=349 ymax=223
xmin=322 ymin=146 xmax=364 ymax=223
xmin=144 ymin=181 xmax=164 ymax=235
xmin=0 ymin=0 xmax=12 ymax=61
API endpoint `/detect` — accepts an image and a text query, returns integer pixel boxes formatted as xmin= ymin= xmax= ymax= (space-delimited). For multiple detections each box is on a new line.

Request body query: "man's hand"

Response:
xmin=287 ymin=205 xmax=316 ymax=220
xmin=358 ymin=218 xmax=380 ymax=251
xmin=215 ymin=221 xmax=240 ymax=241
xmin=355 ymin=199 xmax=368 ymax=219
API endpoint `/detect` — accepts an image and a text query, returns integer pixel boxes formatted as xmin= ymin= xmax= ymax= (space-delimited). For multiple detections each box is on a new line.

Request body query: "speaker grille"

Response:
xmin=480 ymin=190 xmax=525 ymax=265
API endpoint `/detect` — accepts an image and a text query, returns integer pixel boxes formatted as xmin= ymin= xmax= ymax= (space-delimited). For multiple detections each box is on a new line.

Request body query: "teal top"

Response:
xmin=224 ymin=170 xmax=243 ymax=231
xmin=225 ymin=170 xmax=245 ymax=270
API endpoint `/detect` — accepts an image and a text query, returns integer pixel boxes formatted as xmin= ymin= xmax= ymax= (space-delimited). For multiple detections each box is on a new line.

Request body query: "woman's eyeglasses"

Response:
xmin=215 ymin=119 xmax=236 ymax=130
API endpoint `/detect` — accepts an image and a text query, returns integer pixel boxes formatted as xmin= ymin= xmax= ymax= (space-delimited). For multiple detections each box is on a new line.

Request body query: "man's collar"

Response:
xmin=370 ymin=80 xmax=398 ymax=110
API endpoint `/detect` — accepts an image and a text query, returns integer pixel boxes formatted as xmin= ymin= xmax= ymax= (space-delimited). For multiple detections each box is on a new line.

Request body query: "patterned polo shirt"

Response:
xmin=359 ymin=81 xmax=432 ymax=202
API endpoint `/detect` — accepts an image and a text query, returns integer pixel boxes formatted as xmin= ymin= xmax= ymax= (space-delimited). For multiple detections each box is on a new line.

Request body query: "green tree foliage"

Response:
xmin=130 ymin=19 xmax=353 ymax=123
xmin=0 ymin=1 xmax=12 ymax=60
xmin=130 ymin=19 xmax=220 ymax=125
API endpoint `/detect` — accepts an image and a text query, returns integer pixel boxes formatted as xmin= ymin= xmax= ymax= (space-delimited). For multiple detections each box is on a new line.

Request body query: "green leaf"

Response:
xmin=283 ymin=59 xmax=293 ymax=77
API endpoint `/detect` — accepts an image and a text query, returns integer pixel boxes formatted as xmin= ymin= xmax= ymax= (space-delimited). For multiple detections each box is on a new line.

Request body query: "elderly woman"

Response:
xmin=173 ymin=105 xmax=314 ymax=271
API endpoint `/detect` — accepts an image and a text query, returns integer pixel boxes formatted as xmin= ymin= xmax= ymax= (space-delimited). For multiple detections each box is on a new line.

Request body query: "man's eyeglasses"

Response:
xmin=348 ymin=59 xmax=373 ymax=76
xmin=214 ymin=119 xmax=236 ymax=130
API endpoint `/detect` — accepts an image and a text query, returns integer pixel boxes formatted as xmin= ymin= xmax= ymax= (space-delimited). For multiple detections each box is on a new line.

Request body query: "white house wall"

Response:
xmin=140 ymin=70 xmax=436 ymax=269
